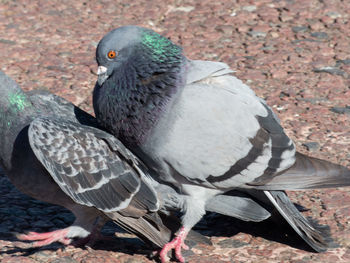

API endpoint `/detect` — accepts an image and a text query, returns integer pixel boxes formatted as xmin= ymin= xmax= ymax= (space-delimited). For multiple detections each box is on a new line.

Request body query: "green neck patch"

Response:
xmin=8 ymin=91 xmax=31 ymax=112
xmin=141 ymin=31 xmax=182 ymax=63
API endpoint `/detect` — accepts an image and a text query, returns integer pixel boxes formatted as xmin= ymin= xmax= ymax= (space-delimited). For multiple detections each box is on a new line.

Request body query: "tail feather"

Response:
xmin=108 ymin=212 xmax=172 ymax=248
xmin=249 ymin=152 xmax=350 ymax=190
xmin=263 ymin=190 xmax=331 ymax=252
xmin=109 ymin=211 xmax=211 ymax=248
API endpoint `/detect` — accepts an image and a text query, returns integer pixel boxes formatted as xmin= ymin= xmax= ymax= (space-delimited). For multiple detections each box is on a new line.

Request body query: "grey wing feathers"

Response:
xmin=176 ymin=60 xmax=296 ymax=188
xmin=206 ymin=101 xmax=296 ymax=187
xmin=249 ymin=152 xmax=350 ymax=190
xmin=28 ymin=117 xmax=159 ymax=213
xmin=186 ymin=59 xmax=235 ymax=84
xmin=186 ymin=60 xmax=350 ymax=191
xmin=263 ymin=191 xmax=331 ymax=252
xmin=247 ymin=103 xmax=296 ymax=182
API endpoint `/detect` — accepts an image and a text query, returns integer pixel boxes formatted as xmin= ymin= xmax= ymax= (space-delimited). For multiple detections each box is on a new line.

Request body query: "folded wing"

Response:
xmin=28 ymin=117 xmax=159 ymax=214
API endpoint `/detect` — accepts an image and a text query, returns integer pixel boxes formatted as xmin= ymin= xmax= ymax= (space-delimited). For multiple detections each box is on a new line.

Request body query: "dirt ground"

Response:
xmin=0 ymin=0 xmax=349 ymax=262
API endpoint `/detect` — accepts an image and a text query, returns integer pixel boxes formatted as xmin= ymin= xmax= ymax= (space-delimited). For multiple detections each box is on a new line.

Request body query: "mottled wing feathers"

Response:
xmin=28 ymin=117 xmax=159 ymax=213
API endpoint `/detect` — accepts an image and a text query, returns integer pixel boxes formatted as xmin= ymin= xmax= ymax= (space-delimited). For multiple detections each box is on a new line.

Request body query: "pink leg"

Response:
xmin=17 ymin=228 xmax=71 ymax=247
xmin=159 ymin=227 xmax=189 ymax=263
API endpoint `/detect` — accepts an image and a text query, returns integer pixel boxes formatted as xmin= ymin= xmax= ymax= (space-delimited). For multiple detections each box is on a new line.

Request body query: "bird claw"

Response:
xmin=16 ymin=226 xmax=111 ymax=248
xmin=182 ymin=243 xmax=189 ymax=250
xmin=159 ymin=227 xmax=189 ymax=263
xmin=16 ymin=229 xmax=72 ymax=247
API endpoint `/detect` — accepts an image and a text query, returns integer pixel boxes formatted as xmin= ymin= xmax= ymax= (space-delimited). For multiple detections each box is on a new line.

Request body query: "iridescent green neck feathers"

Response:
xmin=141 ymin=30 xmax=182 ymax=63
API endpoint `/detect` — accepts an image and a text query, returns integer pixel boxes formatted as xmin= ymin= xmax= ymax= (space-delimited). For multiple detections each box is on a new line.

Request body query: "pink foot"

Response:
xmin=159 ymin=227 xmax=189 ymax=263
xmin=16 ymin=228 xmax=71 ymax=247
xmin=16 ymin=225 xmax=110 ymax=248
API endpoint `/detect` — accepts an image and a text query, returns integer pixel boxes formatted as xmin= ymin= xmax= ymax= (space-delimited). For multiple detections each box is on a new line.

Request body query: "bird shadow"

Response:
xmin=0 ymin=172 xmax=333 ymax=258
xmin=0 ymin=172 xmax=152 ymax=257
xmin=194 ymin=211 xmax=323 ymax=252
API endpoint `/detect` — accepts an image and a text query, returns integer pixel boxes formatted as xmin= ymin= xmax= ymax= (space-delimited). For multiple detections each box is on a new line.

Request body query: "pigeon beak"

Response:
xmin=97 ymin=66 xmax=108 ymax=86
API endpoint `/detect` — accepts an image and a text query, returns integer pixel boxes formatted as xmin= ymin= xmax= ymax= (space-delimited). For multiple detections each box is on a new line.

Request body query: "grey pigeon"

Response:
xmin=0 ymin=70 xmax=178 ymax=248
xmin=93 ymin=25 xmax=350 ymax=262
xmin=0 ymin=70 xmax=269 ymax=251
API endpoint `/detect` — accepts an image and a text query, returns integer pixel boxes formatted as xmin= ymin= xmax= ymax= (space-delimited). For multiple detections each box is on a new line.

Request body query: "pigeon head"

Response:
xmin=95 ymin=25 xmax=183 ymax=86
xmin=0 ymin=71 xmax=24 ymax=108
xmin=93 ymin=26 xmax=185 ymax=145
xmin=0 ymin=71 xmax=34 ymax=129
xmin=0 ymin=72 xmax=36 ymax=170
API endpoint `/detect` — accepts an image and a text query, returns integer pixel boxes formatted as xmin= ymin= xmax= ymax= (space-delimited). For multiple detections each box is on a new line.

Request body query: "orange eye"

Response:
xmin=107 ymin=50 xmax=117 ymax=59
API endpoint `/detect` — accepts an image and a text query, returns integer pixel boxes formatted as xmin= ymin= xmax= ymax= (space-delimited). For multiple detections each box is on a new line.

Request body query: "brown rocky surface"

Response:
xmin=0 ymin=0 xmax=349 ymax=262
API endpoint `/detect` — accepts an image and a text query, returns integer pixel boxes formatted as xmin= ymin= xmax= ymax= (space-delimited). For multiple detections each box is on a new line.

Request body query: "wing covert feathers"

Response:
xmin=28 ymin=117 xmax=159 ymax=214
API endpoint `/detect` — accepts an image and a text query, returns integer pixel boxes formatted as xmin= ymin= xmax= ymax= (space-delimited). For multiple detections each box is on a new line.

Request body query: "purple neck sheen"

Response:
xmin=94 ymin=56 xmax=187 ymax=147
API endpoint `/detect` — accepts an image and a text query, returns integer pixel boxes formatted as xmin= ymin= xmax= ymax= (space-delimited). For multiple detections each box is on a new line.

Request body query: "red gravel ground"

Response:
xmin=0 ymin=0 xmax=350 ymax=262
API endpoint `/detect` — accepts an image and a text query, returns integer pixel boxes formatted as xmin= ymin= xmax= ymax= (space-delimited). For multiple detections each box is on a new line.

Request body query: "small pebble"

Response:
xmin=292 ymin=26 xmax=309 ymax=33
xmin=310 ymin=32 xmax=329 ymax=39
xmin=330 ymin=106 xmax=350 ymax=115
xmin=242 ymin=5 xmax=257 ymax=12
xmin=302 ymin=142 xmax=320 ymax=151
xmin=248 ymin=31 xmax=267 ymax=38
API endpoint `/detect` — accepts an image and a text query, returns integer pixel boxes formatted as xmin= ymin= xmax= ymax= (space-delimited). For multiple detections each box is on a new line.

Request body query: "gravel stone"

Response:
xmin=310 ymin=32 xmax=329 ymax=39
xmin=326 ymin=11 xmax=342 ymax=19
xmin=1 ymin=256 xmax=36 ymax=263
xmin=337 ymin=59 xmax=350 ymax=65
xmin=302 ymin=142 xmax=320 ymax=151
xmin=313 ymin=66 xmax=347 ymax=77
xmin=292 ymin=26 xmax=309 ymax=33
xmin=330 ymin=106 xmax=350 ymax=115
xmin=0 ymin=39 xmax=16 ymax=45
xmin=49 ymin=256 xmax=79 ymax=263
xmin=248 ymin=30 xmax=267 ymax=38
xmin=217 ymin=238 xmax=249 ymax=248
xmin=242 ymin=5 xmax=257 ymax=12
